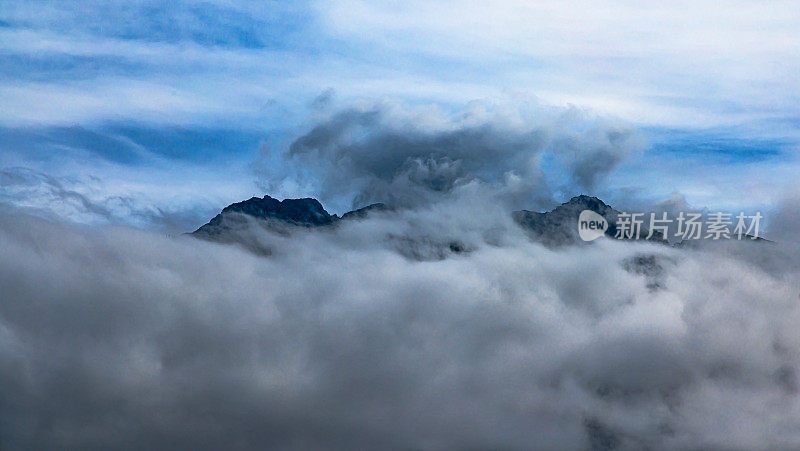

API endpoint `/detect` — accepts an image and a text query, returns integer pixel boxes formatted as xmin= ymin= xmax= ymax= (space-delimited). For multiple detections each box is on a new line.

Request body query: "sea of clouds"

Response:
xmin=2 ymin=193 xmax=800 ymax=449
xmin=2 ymin=99 xmax=800 ymax=449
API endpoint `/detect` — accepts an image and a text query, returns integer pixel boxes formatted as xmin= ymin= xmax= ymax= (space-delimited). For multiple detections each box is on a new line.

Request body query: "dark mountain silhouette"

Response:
xmin=192 ymin=194 xmax=385 ymax=240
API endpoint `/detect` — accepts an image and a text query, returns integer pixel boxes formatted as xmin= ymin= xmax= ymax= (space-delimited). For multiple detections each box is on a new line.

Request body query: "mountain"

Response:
xmin=188 ymin=193 xmax=763 ymax=280
xmin=191 ymin=194 xmax=699 ymax=249
xmin=192 ymin=195 xmax=385 ymax=240
xmin=513 ymin=195 xmax=668 ymax=247
xmin=340 ymin=202 xmax=389 ymax=220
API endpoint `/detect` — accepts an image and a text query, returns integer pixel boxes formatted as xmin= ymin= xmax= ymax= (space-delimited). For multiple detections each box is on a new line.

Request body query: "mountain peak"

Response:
xmin=340 ymin=203 xmax=388 ymax=220
xmin=568 ymin=194 xmax=601 ymax=203
xmin=192 ymin=195 xmax=389 ymax=240
xmin=563 ymin=195 xmax=613 ymax=212
xmin=192 ymin=193 xmax=669 ymax=249
xmin=219 ymin=195 xmax=334 ymax=227
xmin=513 ymin=195 xmax=666 ymax=246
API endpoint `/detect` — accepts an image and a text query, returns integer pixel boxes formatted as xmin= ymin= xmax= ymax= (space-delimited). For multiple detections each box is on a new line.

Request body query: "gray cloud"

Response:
xmin=265 ymin=100 xmax=643 ymax=211
xmin=310 ymin=88 xmax=336 ymax=111
xmin=767 ymin=192 xmax=800 ymax=244
xmin=549 ymin=117 xmax=643 ymax=190
xmin=1 ymin=200 xmax=799 ymax=449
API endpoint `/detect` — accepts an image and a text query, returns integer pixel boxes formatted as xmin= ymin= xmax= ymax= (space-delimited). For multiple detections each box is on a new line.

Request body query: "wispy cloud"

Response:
xmin=315 ymin=0 xmax=800 ymax=128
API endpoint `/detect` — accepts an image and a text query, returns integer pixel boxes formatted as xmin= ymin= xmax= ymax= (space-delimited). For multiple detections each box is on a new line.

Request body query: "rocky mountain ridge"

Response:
xmin=191 ymin=194 xmax=759 ymax=249
xmin=192 ymin=195 xmax=386 ymax=239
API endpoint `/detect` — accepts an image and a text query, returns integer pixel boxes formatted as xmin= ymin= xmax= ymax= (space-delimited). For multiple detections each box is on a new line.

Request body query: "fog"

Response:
xmin=1 ymin=194 xmax=799 ymax=449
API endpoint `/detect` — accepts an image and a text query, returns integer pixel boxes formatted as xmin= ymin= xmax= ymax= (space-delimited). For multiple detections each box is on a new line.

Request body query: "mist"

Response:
xmin=2 ymin=195 xmax=799 ymax=449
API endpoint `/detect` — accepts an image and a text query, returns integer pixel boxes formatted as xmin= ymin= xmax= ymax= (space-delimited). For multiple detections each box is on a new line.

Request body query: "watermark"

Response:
xmin=578 ymin=210 xmax=608 ymax=242
xmin=578 ymin=210 xmax=762 ymax=242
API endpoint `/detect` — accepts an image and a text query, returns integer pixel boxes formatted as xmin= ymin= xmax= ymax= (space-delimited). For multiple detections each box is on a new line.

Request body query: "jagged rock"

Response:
xmin=340 ymin=203 xmax=388 ymax=220
xmin=191 ymin=193 xmax=776 ymax=257
xmin=513 ymin=195 xmax=668 ymax=247
xmin=191 ymin=195 xmax=385 ymax=241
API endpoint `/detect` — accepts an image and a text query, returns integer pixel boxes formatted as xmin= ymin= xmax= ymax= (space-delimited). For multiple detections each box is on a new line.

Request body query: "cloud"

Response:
xmin=766 ymin=191 xmax=800 ymax=244
xmin=1 ymin=199 xmax=800 ymax=448
xmin=0 ymin=167 xmax=218 ymax=233
xmin=546 ymin=108 xmax=644 ymax=191
xmin=315 ymin=0 xmax=800 ymax=128
xmin=0 ymin=124 xmax=274 ymax=233
xmin=269 ymin=99 xmax=642 ymax=211
xmin=5 ymin=0 xmax=798 ymax=132
xmin=2 ymin=0 xmax=309 ymax=49
xmin=310 ymin=88 xmax=336 ymax=111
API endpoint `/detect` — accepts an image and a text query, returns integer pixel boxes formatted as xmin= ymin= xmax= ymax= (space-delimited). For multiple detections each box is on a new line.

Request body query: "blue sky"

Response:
xmin=1 ymin=0 xmax=799 ymax=232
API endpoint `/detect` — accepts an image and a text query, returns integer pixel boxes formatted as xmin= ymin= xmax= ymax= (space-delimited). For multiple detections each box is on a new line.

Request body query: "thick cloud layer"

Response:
xmin=1 ymin=201 xmax=799 ymax=449
xmin=267 ymin=100 xmax=642 ymax=211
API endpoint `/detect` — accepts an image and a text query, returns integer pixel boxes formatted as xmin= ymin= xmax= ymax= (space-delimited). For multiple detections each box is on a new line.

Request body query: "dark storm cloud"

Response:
xmin=272 ymin=101 xmax=643 ymax=210
xmin=1 ymin=200 xmax=799 ymax=449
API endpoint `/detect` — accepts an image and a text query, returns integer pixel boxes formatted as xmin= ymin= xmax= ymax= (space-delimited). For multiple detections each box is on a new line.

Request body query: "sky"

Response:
xmin=1 ymin=0 xmax=799 ymax=231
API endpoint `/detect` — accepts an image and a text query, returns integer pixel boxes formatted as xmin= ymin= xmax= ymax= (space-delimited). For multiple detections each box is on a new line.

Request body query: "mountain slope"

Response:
xmin=192 ymin=195 xmax=385 ymax=240
xmin=192 ymin=194 xmax=670 ymax=248
xmin=513 ymin=194 xmax=668 ymax=247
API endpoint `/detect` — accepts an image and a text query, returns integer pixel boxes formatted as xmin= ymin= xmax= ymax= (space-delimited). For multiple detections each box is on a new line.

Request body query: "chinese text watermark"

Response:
xmin=578 ymin=210 xmax=762 ymax=242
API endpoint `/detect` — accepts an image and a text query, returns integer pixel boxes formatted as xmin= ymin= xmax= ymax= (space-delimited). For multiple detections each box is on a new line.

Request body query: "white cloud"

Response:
xmin=1 ymin=198 xmax=799 ymax=448
xmin=3 ymin=1 xmax=798 ymax=128
xmin=314 ymin=0 xmax=800 ymax=127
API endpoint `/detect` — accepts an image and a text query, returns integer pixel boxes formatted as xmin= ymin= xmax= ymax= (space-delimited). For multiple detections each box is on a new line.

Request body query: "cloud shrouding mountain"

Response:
xmin=265 ymin=100 xmax=642 ymax=211
xmin=1 ymin=196 xmax=800 ymax=449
